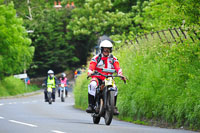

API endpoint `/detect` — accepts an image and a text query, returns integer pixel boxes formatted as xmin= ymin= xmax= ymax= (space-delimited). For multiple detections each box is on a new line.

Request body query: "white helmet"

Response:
xmin=47 ymin=70 xmax=54 ymax=74
xmin=99 ymin=40 xmax=113 ymax=53
xmin=61 ymin=73 xmax=66 ymax=77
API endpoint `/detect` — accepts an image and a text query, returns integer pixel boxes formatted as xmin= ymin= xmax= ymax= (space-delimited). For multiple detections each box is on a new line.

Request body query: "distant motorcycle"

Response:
xmin=46 ymin=83 xmax=54 ymax=104
xmin=59 ymin=83 xmax=66 ymax=102
xmin=87 ymin=68 xmax=126 ymax=125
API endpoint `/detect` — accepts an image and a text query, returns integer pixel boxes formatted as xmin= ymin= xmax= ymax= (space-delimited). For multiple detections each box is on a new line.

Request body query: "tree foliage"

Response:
xmin=112 ymin=0 xmax=142 ymax=12
xmin=5 ymin=0 xmax=199 ymax=78
xmin=0 ymin=1 xmax=34 ymax=79
xmin=175 ymin=0 xmax=200 ymax=26
xmin=26 ymin=7 xmax=79 ymax=77
xmin=66 ymin=0 xmax=134 ymax=64
xmin=132 ymin=0 xmax=200 ymax=32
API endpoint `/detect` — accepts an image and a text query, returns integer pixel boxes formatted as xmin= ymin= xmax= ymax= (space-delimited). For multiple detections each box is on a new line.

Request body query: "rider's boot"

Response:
xmin=114 ymin=95 xmax=119 ymax=115
xmin=86 ymin=93 xmax=95 ymax=113
xmin=44 ymin=91 xmax=48 ymax=102
xmin=114 ymin=107 xmax=119 ymax=115
xmin=58 ymin=90 xmax=60 ymax=97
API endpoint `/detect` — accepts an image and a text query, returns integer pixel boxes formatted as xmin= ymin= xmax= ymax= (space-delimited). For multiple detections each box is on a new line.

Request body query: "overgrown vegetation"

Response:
xmin=74 ymin=71 xmax=89 ymax=110
xmin=74 ymin=35 xmax=200 ymax=130
xmin=115 ymin=36 xmax=200 ymax=130
xmin=0 ymin=76 xmax=40 ymax=97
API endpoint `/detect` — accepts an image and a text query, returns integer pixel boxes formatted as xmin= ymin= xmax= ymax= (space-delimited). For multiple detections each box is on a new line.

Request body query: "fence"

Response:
xmin=129 ymin=27 xmax=200 ymax=45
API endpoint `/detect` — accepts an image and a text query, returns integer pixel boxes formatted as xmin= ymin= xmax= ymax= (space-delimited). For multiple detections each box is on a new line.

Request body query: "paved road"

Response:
xmin=0 ymin=90 xmax=196 ymax=133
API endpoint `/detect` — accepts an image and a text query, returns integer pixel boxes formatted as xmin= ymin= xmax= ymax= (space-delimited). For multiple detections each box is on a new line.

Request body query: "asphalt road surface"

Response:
xmin=0 ymin=90 xmax=196 ymax=133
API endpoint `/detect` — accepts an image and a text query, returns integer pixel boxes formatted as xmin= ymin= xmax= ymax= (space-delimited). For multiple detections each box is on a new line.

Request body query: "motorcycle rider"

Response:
xmin=58 ymin=73 xmax=68 ymax=97
xmin=86 ymin=39 xmax=126 ymax=115
xmin=44 ymin=70 xmax=58 ymax=102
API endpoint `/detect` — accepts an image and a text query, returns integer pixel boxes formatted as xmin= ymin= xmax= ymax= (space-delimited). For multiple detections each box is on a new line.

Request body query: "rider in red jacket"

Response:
xmin=86 ymin=39 xmax=126 ymax=115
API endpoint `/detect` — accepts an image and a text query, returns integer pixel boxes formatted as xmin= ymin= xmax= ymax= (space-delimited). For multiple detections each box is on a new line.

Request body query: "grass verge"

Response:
xmin=0 ymin=76 xmax=40 ymax=97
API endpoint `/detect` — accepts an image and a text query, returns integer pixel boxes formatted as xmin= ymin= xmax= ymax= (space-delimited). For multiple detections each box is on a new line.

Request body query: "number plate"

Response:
xmin=105 ymin=77 xmax=113 ymax=86
xmin=47 ymin=87 xmax=52 ymax=92
xmin=61 ymin=84 xmax=65 ymax=87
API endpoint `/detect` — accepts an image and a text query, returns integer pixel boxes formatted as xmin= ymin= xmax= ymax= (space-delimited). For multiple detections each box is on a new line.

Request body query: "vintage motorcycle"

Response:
xmin=88 ymin=68 xmax=126 ymax=125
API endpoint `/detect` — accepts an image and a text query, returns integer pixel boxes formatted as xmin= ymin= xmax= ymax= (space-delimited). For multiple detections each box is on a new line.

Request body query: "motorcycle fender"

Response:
xmin=61 ymin=84 xmax=65 ymax=88
xmin=108 ymin=87 xmax=116 ymax=91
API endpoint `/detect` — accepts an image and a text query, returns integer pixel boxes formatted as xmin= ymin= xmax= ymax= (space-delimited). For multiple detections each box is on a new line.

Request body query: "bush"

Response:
xmin=0 ymin=76 xmax=40 ymax=97
xmin=0 ymin=85 xmax=9 ymax=97
xmin=1 ymin=77 xmax=25 ymax=95
xmin=114 ymin=37 xmax=200 ymax=129
xmin=74 ymin=70 xmax=90 ymax=110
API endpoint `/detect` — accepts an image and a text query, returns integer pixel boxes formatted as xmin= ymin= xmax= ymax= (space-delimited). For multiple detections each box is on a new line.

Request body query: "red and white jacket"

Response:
xmin=88 ymin=54 xmax=122 ymax=81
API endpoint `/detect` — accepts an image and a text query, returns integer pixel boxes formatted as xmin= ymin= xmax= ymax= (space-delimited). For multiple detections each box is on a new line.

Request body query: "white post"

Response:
xmin=27 ymin=0 xmax=33 ymax=20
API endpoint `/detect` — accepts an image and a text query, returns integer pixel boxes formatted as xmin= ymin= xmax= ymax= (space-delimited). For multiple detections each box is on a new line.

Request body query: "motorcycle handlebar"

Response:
xmin=87 ymin=71 xmax=127 ymax=84
xmin=95 ymin=71 xmax=122 ymax=78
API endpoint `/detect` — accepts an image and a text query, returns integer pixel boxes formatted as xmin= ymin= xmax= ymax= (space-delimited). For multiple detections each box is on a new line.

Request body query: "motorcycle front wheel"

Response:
xmin=48 ymin=92 xmax=52 ymax=104
xmin=61 ymin=91 xmax=65 ymax=102
xmin=104 ymin=91 xmax=115 ymax=125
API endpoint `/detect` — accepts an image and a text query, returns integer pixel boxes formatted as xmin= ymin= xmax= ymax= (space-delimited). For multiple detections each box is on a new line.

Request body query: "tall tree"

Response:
xmin=26 ymin=7 xmax=78 ymax=77
xmin=0 ymin=1 xmax=34 ymax=79
xmin=66 ymin=0 xmax=133 ymax=65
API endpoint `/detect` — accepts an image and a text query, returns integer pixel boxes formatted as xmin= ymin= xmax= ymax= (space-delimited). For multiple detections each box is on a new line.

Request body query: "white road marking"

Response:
xmin=9 ymin=120 xmax=38 ymax=127
xmin=62 ymin=102 xmax=74 ymax=106
xmin=22 ymin=102 xmax=29 ymax=104
xmin=0 ymin=116 xmax=5 ymax=119
xmin=51 ymin=130 xmax=66 ymax=133
xmin=0 ymin=100 xmax=39 ymax=106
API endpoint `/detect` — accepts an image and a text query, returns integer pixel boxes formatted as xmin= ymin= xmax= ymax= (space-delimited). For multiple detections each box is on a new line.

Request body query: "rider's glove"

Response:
xmin=117 ymin=69 xmax=123 ymax=76
xmin=88 ymin=69 xmax=94 ymax=76
xmin=118 ymin=69 xmax=127 ymax=81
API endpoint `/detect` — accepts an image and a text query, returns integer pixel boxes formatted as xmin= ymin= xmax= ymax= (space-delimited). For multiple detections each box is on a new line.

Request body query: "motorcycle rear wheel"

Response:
xmin=93 ymin=116 xmax=101 ymax=124
xmin=93 ymin=98 xmax=103 ymax=124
